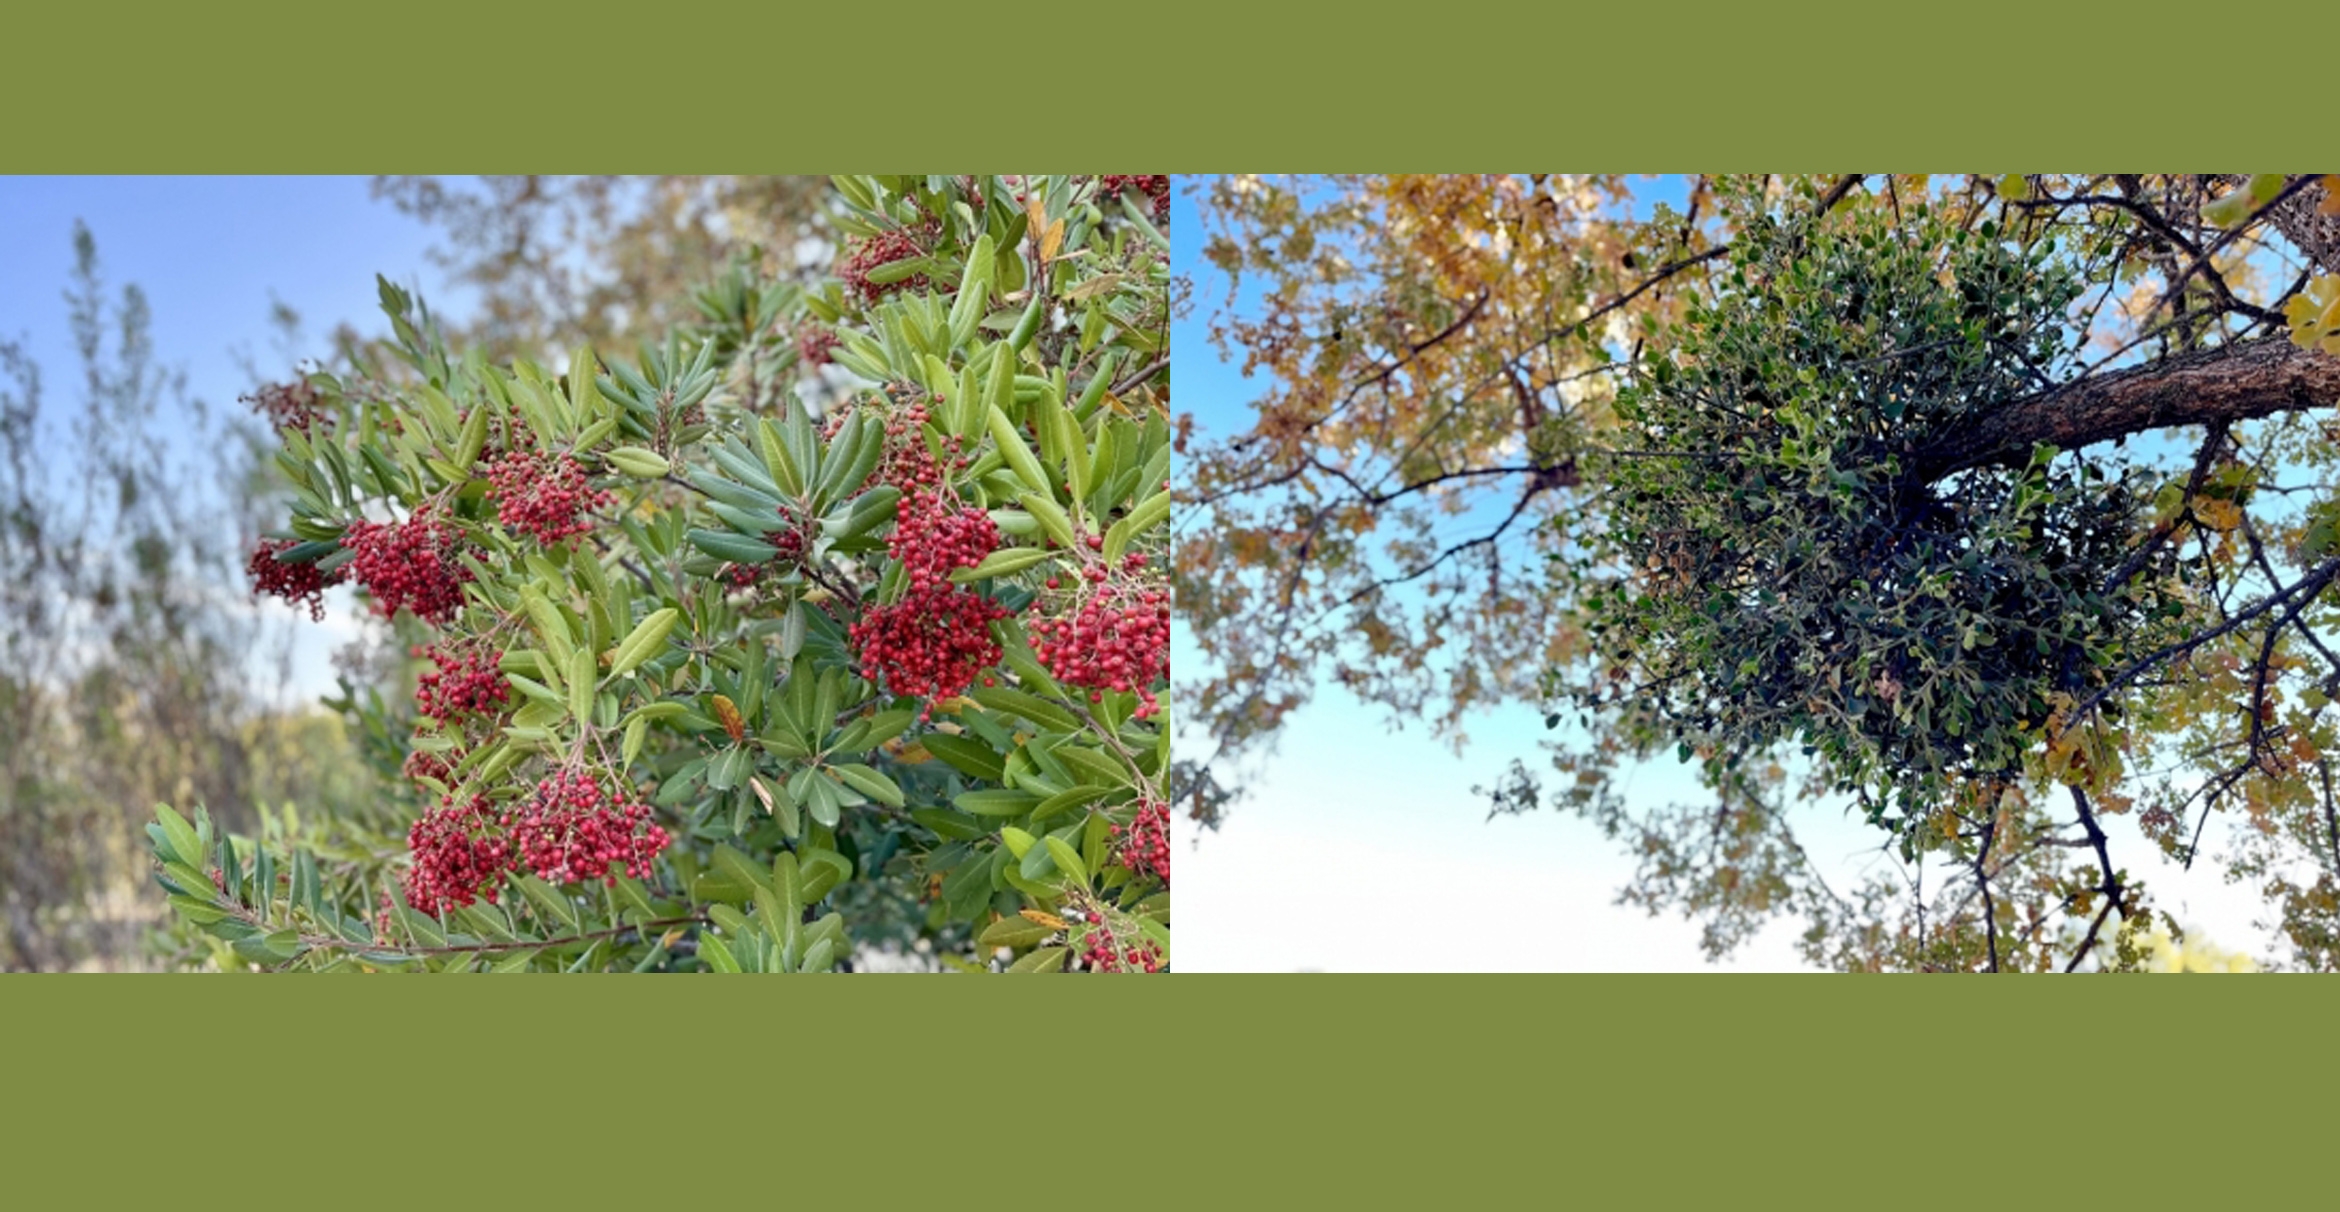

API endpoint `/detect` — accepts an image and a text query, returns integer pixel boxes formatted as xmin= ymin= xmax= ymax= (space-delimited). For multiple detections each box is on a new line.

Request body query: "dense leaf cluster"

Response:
xmin=1571 ymin=198 xmax=2180 ymax=833
xmin=151 ymin=175 xmax=1173 ymax=973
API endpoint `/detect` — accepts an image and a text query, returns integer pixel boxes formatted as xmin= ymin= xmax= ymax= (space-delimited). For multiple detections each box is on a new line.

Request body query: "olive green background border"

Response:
xmin=1 ymin=5 xmax=2289 ymax=168
xmin=8 ymin=977 xmax=2334 ymax=1200
xmin=7 ymin=1 xmax=2335 ymax=1203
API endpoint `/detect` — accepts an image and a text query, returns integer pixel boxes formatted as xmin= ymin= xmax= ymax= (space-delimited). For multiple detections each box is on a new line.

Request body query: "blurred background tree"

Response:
xmin=0 ymin=224 xmax=369 ymax=969
xmin=368 ymin=176 xmax=829 ymax=360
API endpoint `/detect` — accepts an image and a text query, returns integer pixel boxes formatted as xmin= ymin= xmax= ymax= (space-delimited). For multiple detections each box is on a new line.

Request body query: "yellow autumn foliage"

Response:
xmin=2122 ymin=922 xmax=2258 ymax=973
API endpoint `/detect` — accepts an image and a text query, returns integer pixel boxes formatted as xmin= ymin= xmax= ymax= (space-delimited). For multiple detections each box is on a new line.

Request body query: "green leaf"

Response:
xmin=713 ymin=844 xmax=773 ymax=894
xmin=154 ymin=804 xmax=202 ymax=868
xmin=1007 ymin=290 xmax=1048 ymax=353
xmin=604 ymin=446 xmax=670 ymax=478
xmin=568 ymin=648 xmax=595 ymax=725
xmin=948 ymin=546 xmax=1054 ymax=584
xmin=490 ymin=948 xmax=544 ymax=974
xmin=968 ymin=685 xmax=1082 ymax=732
xmin=609 ymin=607 xmax=680 ymax=677
xmin=978 ymin=916 xmax=1055 ymax=950
xmin=1017 ymin=491 xmax=1080 ymax=551
xmin=831 ymin=763 xmax=904 ymax=807
xmin=1030 ymin=784 xmax=1114 ymax=824
xmin=1043 ymin=837 xmax=1088 ymax=885
xmin=989 ymin=406 xmax=1055 ymax=496
xmin=699 ymin=932 xmax=742 ymax=973
xmin=516 ymin=874 xmax=582 ymax=933
xmin=687 ymin=528 xmax=780 ymax=564
xmin=799 ymin=848 xmax=853 ymax=904
xmin=1005 ymin=946 xmax=1065 ymax=973
xmin=921 ymin=733 xmax=1005 ymax=782
xmin=955 ymin=789 xmax=1043 ymax=817
xmin=804 ymin=770 xmax=845 ymax=828
xmin=911 ymin=808 xmax=987 ymax=841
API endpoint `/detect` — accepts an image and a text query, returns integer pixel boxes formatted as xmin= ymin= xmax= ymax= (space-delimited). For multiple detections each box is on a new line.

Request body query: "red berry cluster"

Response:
xmin=403 ymin=796 xmax=512 ymax=915
xmin=413 ymin=641 xmax=509 ymax=724
xmin=247 ymin=537 xmax=344 ymax=622
xmin=1113 ymin=800 xmax=1170 ymax=885
xmin=509 ymin=770 xmax=669 ymax=888
xmin=403 ymin=747 xmax=456 ymax=787
xmin=399 ymin=773 xmax=668 ymax=915
xmin=797 ymin=324 xmax=841 ymax=368
xmin=1095 ymin=175 xmax=1171 ymax=221
xmin=888 ymin=398 xmax=968 ymax=495
xmin=485 ymin=449 xmax=612 ymax=547
xmin=242 ymin=379 xmax=330 ymax=434
xmin=341 ymin=515 xmax=473 ymax=624
xmin=837 ymin=222 xmax=942 ymax=306
xmin=852 ymin=481 xmax=1011 ymax=708
xmin=771 ymin=512 xmax=810 ymax=564
xmin=851 ymin=585 xmax=1007 ymax=709
xmin=1031 ymin=565 xmax=1170 ymax=718
xmin=722 ymin=508 xmax=810 ymax=591
xmin=1079 ymin=927 xmax=1164 ymax=973
xmin=890 ymin=491 xmax=1000 ymax=591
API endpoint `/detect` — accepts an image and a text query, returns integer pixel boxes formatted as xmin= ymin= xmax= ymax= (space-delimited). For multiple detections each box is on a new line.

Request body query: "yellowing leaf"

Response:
xmin=711 ymin=693 xmax=746 ymax=743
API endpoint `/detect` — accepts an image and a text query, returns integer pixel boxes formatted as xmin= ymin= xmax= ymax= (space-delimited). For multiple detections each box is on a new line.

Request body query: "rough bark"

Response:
xmin=1912 ymin=336 xmax=2340 ymax=480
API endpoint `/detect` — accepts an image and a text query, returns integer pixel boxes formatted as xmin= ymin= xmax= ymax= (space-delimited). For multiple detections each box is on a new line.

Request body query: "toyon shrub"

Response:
xmin=168 ymin=174 xmax=1172 ymax=972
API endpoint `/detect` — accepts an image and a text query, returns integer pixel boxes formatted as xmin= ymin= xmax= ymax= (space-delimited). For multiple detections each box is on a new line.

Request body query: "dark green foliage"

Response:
xmin=1568 ymin=196 xmax=2180 ymax=835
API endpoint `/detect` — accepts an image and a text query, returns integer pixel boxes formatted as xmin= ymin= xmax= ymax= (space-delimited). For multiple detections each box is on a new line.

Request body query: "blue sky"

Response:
xmin=0 ymin=176 xmax=466 ymax=703
xmin=1167 ymin=175 xmax=2276 ymax=971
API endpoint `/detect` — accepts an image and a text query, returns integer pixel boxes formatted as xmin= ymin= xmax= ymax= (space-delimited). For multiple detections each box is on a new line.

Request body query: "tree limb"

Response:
xmin=1911 ymin=337 xmax=2340 ymax=480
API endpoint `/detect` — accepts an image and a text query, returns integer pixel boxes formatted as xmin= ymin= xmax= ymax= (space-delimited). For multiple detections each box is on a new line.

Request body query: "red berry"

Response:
xmin=836 ymin=221 xmax=945 ymax=306
xmin=414 ymin=640 xmax=510 ymax=724
xmin=485 ymin=449 xmax=611 ymax=547
xmin=341 ymin=514 xmax=473 ymax=624
xmin=247 ymin=537 xmax=345 ymax=622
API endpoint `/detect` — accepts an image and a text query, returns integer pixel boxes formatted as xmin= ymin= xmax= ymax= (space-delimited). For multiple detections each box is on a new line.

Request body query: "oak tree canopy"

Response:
xmin=1178 ymin=173 xmax=2340 ymax=971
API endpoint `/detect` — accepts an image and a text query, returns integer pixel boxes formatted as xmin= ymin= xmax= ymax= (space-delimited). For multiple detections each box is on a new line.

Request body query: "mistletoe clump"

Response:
xmin=1575 ymin=199 xmax=2176 ymax=828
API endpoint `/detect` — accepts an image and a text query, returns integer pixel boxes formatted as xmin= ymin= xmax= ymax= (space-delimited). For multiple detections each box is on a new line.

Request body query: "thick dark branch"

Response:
xmin=2063 ymin=555 xmax=2340 ymax=739
xmin=1912 ymin=337 xmax=2340 ymax=480
xmin=2099 ymin=424 xmax=2227 ymax=596
xmin=2062 ymin=784 xmax=2126 ymax=973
